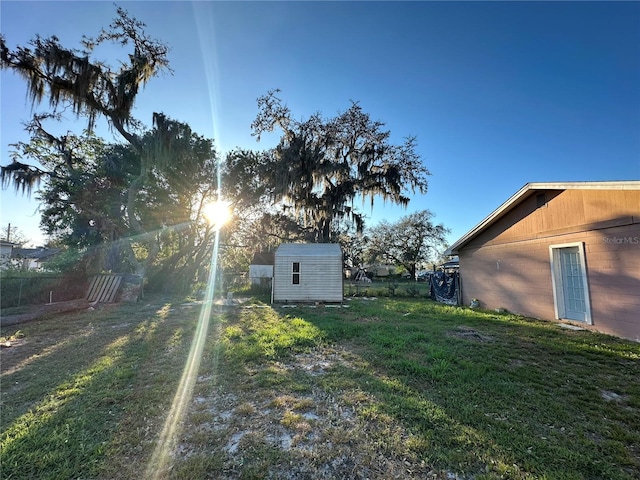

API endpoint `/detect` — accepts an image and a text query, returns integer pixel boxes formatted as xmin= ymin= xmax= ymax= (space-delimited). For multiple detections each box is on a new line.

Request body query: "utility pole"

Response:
xmin=5 ymin=223 xmax=11 ymax=242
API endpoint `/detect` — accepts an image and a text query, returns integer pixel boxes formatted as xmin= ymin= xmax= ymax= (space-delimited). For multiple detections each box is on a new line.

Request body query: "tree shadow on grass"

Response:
xmin=0 ymin=298 xmax=197 ymax=480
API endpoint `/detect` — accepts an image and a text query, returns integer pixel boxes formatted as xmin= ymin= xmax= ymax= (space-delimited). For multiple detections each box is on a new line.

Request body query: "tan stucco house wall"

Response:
xmin=448 ymin=182 xmax=640 ymax=341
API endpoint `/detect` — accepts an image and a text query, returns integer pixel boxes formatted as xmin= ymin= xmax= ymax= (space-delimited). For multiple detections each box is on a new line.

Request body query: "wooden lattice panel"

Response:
xmin=86 ymin=274 xmax=123 ymax=303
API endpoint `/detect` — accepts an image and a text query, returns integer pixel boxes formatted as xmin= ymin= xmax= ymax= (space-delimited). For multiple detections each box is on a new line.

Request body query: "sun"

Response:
xmin=203 ymin=200 xmax=231 ymax=229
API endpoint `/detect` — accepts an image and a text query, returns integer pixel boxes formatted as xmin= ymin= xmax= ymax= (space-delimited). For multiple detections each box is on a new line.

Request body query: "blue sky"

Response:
xmin=1 ymin=1 xmax=639 ymax=248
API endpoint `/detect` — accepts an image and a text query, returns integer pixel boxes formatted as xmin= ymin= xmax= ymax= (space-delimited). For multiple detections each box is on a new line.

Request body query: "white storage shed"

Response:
xmin=272 ymin=243 xmax=343 ymax=303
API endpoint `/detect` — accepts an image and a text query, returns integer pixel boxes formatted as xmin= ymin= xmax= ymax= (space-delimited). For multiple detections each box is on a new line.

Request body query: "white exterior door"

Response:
xmin=559 ymin=247 xmax=587 ymax=321
xmin=550 ymin=243 xmax=592 ymax=324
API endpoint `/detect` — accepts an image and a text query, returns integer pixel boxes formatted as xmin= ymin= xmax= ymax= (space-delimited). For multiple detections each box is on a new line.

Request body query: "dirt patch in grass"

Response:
xmin=353 ymin=316 xmax=380 ymax=324
xmin=446 ymin=325 xmax=494 ymax=343
xmin=601 ymin=390 xmax=629 ymax=403
xmin=173 ymin=345 xmax=456 ymax=479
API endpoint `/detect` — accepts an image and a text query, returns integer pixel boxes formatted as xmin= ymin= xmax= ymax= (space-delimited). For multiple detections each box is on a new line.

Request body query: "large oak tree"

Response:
xmin=0 ymin=8 xmax=222 ymax=284
xmin=366 ymin=210 xmax=449 ymax=280
xmin=227 ymin=90 xmax=431 ymax=243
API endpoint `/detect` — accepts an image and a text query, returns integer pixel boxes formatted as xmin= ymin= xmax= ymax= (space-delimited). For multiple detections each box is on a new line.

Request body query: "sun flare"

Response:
xmin=203 ymin=200 xmax=231 ymax=229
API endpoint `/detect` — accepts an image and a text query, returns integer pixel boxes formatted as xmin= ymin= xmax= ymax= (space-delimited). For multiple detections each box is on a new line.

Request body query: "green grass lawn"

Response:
xmin=1 ymin=296 xmax=639 ymax=479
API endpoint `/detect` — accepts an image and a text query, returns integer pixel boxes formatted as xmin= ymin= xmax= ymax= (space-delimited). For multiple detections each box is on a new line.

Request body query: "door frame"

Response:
xmin=549 ymin=242 xmax=593 ymax=324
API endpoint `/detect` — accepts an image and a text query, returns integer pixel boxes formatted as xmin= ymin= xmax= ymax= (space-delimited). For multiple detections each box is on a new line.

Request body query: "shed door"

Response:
xmin=550 ymin=243 xmax=591 ymax=324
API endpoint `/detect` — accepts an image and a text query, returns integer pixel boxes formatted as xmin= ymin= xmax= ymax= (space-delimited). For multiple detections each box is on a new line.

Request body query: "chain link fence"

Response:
xmin=1 ymin=274 xmax=88 ymax=309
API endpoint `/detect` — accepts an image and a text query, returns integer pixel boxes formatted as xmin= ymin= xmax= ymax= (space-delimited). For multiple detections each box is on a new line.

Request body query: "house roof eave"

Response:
xmin=445 ymin=180 xmax=640 ymax=255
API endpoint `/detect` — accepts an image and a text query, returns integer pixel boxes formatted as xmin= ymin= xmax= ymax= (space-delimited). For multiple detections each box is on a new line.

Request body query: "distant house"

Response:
xmin=361 ymin=264 xmax=396 ymax=277
xmin=249 ymin=252 xmax=274 ymax=286
xmin=0 ymin=240 xmax=16 ymax=269
xmin=438 ymin=256 xmax=459 ymax=272
xmin=447 ymin=181 xmax=640 ymax=341
xmin=272 ymin=243 xmax=343 ymax=303
xmin=11 ymin=247 xmax=61 ymax=271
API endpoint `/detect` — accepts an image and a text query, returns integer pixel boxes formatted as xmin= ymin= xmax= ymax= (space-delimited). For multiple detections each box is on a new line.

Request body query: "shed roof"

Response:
xmin=251 ymin=252 xmax=274 ymax=265
xmin=446 ymin=181 xmax=640 ymax=255
xmin=275 ymin=243 xmax=342 ymax=257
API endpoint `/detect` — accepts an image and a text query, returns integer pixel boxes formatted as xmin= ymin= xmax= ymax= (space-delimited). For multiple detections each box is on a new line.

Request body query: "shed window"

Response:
xmin=292 ymin=262 xmax=300 ymax=284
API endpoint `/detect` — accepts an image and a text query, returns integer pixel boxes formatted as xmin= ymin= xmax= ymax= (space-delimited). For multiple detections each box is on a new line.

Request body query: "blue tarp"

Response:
xmin=430 ymin=271 xmax=459 ymax=305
